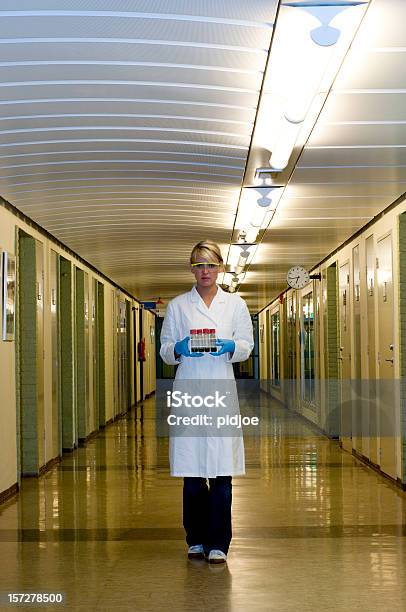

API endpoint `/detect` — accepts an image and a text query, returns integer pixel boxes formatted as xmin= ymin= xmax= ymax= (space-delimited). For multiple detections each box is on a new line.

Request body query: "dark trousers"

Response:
xmin=183 ymin=476 xmax=232 ymax=555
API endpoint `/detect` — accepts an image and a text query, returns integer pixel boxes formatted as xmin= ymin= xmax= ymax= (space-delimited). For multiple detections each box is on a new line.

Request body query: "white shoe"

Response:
xmin=208 ymin=549 xmax=227 ymax=564
xmin=188 ymin=544 xmax=204 ymax=559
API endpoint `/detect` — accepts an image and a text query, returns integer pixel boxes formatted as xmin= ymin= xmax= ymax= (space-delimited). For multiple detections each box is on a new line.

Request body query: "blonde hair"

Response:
xmin=190 ymin=240 xmax=224 ymax=265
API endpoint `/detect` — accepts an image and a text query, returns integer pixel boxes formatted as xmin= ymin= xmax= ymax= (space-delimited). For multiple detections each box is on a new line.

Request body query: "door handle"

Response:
xmin=385 ymin=358 xmax=394 ymax=363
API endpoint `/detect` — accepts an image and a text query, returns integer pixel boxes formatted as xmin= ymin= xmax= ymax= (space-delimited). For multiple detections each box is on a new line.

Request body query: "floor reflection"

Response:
xmin=0 ymin=394 xmax=405 ymax=611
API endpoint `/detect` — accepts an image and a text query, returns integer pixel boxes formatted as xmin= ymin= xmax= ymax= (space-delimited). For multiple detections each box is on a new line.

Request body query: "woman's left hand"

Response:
xmin=210 ymin=338 xmax=235 ymax=356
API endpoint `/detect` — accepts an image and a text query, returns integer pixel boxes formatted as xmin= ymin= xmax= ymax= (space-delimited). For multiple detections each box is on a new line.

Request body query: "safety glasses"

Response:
xmin=191 ymin=262 xmax=221 ymax=270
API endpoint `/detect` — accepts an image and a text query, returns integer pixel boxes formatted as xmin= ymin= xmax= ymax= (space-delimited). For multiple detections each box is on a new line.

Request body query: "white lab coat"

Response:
xmin=160 ymin=285 xmax=254 ymax=477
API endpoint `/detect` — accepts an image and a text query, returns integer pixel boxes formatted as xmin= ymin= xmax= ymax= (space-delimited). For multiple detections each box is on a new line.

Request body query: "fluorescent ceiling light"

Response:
xmin=222 ymin=272 xmax=235 ymax=287
xmin=269 ymin=117 xmax=303 ymax=171
xmin=230 ymin=275 xmax=240 ymax=289
xmin=234 ymin=252 xmax=250 ymax=274
xmin=236 ymin=186 xmax=284 ymax=240
xmin=239 ymin=227 xmax=259 ymax=244
xmin=228 ymin=244 xmax=254 ymax=271
xmin=253 ymin=1 xmax=369 ymax=170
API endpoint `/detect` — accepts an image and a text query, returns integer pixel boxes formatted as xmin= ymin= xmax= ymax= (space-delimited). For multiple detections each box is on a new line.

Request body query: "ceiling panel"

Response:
xmin=334 ymin=51 xmax=406 ymax=90
xmin=278 ymin=209 xmax=375 ymax=221
xmin=0 ymin=99 xmax=257 ymax=123
xmin=280 ymin=196 xmax=389 ymax=212
xmin=0 ymin=15 xmax=272 ymax=49
xmin=0 ymin=42 xmax=267 ymax=72
xmin=0 ymin=65 xmax=263 ymax=93
xmin=0 ymin=141 xmax=249 ymax=160
xmin=285 ymin=182 xmax=402 ymax=198
xmin=338 ymin=0 xmax=405 ymax=48
xmin=0 ymin=83 xmax=259 ymax=108
xmin=0 ymin=115 xmax=254 ymax=137
xmin=0 ymin=0 xmax=274 ymax=20
xmin=290 ymin=166 xmax=406 ymax=183
xmin=308 ymin=124 xmax=406 ymax=148
xmin=298 ymin=146 xmax=406 ymax=167
xmin=314 ymin=92 xmax=406 ymax=124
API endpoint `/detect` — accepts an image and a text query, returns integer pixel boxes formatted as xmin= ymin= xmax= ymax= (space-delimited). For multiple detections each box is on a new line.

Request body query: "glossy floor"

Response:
xmin=1 ymin=396 xmax=406 ymax=611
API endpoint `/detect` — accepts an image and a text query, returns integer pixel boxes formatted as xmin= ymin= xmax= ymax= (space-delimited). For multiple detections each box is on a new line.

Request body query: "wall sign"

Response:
xmin=2 ymin=251 xmax=16 ymax=341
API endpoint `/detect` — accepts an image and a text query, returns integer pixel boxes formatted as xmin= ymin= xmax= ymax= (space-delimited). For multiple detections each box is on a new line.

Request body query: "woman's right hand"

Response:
xmin=174 ymin=336 xmax=203 ymax=358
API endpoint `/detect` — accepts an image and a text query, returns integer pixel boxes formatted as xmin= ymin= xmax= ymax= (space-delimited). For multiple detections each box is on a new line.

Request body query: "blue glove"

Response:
xmin=174 ymin=336 xmax=203 ymax=358
xmin=210 ymin=338 xmax=235 ymax=357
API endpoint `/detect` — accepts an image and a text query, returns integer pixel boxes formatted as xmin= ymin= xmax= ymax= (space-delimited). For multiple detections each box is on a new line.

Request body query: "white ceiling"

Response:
xmin=0 ymin=0 xmax=405 ymax=312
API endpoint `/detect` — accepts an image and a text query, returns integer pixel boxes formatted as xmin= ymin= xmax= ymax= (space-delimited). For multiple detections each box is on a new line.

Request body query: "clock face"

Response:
xmin=287 ymin=266 xmax=310 ymax=289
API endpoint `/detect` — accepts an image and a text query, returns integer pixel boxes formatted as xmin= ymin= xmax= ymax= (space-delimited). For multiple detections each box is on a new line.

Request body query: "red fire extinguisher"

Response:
xmin=138 ymin=338 xmax=146 ymax=362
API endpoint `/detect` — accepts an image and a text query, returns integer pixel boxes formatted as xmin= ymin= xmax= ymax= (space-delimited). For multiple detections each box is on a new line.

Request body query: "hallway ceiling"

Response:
xmin=0 ymin=0 xmax=405 ymax=312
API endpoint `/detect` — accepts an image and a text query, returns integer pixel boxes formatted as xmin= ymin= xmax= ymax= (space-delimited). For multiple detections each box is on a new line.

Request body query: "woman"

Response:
xmin=160 ymin=240 xmax=254 ymax=564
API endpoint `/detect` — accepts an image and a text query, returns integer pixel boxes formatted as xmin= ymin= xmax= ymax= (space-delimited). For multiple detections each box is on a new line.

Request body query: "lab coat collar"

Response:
xmin=190 ymin=285 xmax=228 ymax=325
xmin=190 ymin=285 xmax=226 ymax=304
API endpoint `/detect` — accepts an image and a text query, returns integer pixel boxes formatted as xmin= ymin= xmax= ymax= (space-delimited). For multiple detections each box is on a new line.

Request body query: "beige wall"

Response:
xmin=0 ymin=203 xmax=155 ymax=496
xmin=0 ymin=208 xmax=18 ymax=494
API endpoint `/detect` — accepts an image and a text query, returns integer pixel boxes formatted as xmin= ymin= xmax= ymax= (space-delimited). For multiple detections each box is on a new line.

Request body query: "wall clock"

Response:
xmin=286 ymin=266 xmax=310 ymax=289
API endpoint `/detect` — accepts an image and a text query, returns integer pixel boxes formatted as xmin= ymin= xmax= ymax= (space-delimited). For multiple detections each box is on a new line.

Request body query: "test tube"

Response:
xmin=210 ymin=329 xmax=216 ymax=352
xmin=203 ymin=328 xmax=210 ymax=352
xmin=196 ymin=329 xmax=203 ymax=353
xmin=190 ymin=329 xmax=197 ymax=352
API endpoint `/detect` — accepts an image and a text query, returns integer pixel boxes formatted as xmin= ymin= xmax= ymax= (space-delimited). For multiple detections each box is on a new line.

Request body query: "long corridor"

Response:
xmin=1 ymin=395 xmax=405 ymax=612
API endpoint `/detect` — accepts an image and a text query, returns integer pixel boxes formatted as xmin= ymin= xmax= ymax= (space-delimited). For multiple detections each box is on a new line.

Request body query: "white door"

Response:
xmin=92 ymin=277 xmax=98 ymax=430
xmin=352 ymin=245 xmax=362 ymax=453
xmin=301 ymin=288 xmax=316 ymax=406
xmin=50 ymin=250 xmax=60 ymax=457
xmin=339 ymin=262 xmax=352 ymax=452
xmin=84 ymin=272 xmax=90 ymax=434
xmin=377 ymin=233 xmax=397 ymax=479
xmin=365 ymin=235 xmax=377 ymax=464
xmin=118 ymin=299 xmax=128 ymax=414
xmin=286 ymin=295 xmax=297 ymax=410
xmin=265 ymin=309 xmax=271 ymax=394
xmin=270 ymin=305 xmax=280 ymax=387
xmin=35 ymin=240 xmax=45 ymax=468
